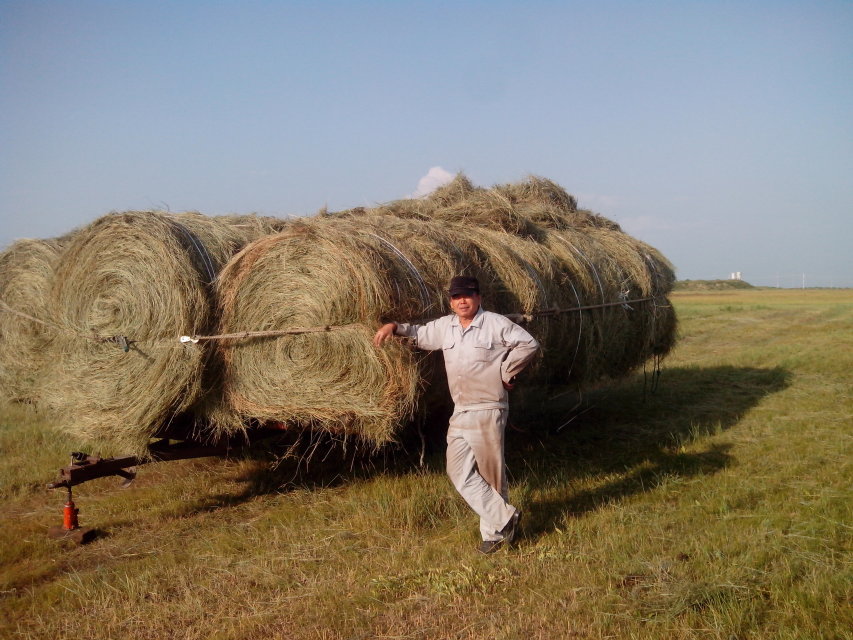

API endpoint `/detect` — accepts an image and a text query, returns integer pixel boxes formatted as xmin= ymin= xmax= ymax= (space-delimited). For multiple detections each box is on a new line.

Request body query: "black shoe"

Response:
xmin=500 ymin=510 xmax=522 ymax=544
xmin=478 ymin=539 xmax=504 ymax=555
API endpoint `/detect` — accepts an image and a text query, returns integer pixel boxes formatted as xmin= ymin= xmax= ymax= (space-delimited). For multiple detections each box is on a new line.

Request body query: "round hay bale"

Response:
xmin=43 ymin=211 xmax=287 ymax=455
xmin=214 ymin=219 xmax=428 ymax=443
xmin=0 ymin=237 xmax=69 ymax=403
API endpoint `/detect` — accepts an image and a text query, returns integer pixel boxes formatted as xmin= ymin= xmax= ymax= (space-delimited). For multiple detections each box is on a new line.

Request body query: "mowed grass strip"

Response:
xmin=1 ymin=288 xmax=851 ymax=639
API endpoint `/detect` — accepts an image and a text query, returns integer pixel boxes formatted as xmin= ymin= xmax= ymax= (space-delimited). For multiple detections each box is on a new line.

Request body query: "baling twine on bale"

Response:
xmin=176 ymin=295 xmax=661 ymax=344
xmin=1 ymin=294 xmax=664 ymax=346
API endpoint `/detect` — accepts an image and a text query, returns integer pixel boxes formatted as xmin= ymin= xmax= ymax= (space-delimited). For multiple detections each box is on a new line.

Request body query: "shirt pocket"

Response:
xmin=472 ymin=339 xmax=495 ymax=362
xmin=441 ymin=338 xmax=456 ymax=361
xmin=441 ymin=338 xmax=459 ymax=372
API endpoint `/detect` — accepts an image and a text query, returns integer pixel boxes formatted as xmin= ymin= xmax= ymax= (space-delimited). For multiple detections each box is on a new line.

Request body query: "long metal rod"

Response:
xmin=47 ymin=438 xmax=246 ymax=489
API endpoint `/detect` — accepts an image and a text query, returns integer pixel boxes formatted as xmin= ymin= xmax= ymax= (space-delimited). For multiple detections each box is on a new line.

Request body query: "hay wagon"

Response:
xmin=1 ymin=175 xmax=678 ymax=541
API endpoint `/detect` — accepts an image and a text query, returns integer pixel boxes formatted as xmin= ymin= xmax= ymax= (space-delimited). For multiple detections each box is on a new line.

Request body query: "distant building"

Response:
xmin=730 ymin=272 xmax=742 ymax=281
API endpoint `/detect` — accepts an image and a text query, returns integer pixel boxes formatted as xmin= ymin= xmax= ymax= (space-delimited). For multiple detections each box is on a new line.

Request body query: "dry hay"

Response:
xmin=213 ymin=216 xmax=449 ymax=443
xmin=340 ymin=173 xmax=676 ymax=381
xmin=0 ymin=236 xmax=70 ymax=403
xmin=41 ymin=211 xmax=288 ymax=456
xmin=12 ymin=175 xmax=674 ymax=453
xmin=214 ymin=212 xmax=562 ymax=441
xmin=533 ymin=225 xmax=666 ymax=378
xmin=213 ymin=176 xmax=676 ymax=444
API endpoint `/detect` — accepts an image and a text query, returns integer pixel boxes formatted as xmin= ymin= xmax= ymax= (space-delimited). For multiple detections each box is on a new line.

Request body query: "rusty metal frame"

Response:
xmin=47 ymin=422 xmax=287 ymax=490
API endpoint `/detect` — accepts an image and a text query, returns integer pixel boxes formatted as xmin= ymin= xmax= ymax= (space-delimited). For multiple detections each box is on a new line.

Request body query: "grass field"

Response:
xmin=1 ymin=288 xmax=851 ymax=639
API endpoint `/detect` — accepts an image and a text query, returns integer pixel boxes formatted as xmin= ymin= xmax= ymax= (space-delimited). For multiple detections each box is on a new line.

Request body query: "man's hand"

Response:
xmin=373 ymin=322 xmax=397 ymax=347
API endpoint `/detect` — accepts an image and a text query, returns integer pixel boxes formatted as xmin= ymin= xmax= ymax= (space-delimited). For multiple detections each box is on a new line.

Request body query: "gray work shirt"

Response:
xmin=395 ymin=307 xmax=540 ymax=412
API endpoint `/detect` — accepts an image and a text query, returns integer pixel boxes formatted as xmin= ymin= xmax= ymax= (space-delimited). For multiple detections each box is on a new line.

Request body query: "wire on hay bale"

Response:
xmin=41 ymin=210 xmax=288 ymax=456
xmin=0 ymin=236 xmax=71 ymax=404
xmin=212 ymin=175 xmax=677 ymax=445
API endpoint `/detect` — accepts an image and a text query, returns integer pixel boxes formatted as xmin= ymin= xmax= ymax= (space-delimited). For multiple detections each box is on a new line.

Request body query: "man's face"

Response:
xmin=450 ymin=292 xmax=481 ymax=321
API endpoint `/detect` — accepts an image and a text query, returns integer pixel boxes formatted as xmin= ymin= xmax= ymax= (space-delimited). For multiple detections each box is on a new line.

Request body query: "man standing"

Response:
xmin=373 ymin=276 xmax=540 ymax=553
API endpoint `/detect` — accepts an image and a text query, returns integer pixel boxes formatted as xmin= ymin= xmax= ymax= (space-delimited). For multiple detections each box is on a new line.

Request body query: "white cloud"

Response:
xmin=410 ymin=166 xmax=454 ymax=198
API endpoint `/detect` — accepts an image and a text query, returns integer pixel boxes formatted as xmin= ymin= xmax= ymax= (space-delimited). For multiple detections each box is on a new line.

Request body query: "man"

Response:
xmin=373 ymin=275 xmax=540 ymax=553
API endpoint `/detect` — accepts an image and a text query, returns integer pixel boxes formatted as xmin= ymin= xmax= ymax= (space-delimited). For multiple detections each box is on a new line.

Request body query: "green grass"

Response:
xmin=1 ymin=289 xmax=851 ymax=639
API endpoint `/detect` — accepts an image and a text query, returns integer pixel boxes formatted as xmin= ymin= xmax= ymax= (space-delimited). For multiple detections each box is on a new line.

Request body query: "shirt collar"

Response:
xmin=450 ymin=306 xmax=486 ymax=328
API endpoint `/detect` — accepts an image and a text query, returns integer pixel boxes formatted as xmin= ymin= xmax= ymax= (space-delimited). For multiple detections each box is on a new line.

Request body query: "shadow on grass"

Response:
xmin=158 ymin=364 xmax=790 ymax=525
xmin=507 ymin=364 xmax=791 ymax=539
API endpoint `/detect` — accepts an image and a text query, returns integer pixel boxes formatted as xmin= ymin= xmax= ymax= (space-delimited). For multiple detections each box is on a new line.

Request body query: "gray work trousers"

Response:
xmin=446 ymin=408 xmax=516 ymax=541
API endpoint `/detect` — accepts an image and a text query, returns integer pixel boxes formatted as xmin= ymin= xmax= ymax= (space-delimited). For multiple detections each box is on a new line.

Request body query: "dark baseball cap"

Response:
xmin=448 ymin=276 xmax=480 ymax=297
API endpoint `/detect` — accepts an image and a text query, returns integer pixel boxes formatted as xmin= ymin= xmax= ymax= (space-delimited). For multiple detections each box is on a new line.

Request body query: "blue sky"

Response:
xmin=1 ymin=1 xmax=851 ymax=287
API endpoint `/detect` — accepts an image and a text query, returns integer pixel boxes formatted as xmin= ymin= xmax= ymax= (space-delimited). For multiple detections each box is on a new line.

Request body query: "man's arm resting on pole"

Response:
xmin=373 ymin=322 xmax=398 ymax=347
xmin=374 ymin=318 xmax=446 ymax=350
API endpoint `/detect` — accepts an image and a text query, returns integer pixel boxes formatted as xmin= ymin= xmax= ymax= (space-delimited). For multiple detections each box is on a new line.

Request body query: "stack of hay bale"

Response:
xmin=210 ymin=175 xmax=676 ymax=445
xmin=0 ymin=176 xmax=677 ymax=456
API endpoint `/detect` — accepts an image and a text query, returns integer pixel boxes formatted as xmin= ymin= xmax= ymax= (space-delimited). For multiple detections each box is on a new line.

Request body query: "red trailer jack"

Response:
xmin=48 ymin=483 xmax=98 ymax=544
xmin=63 ymin=487 xmax=78 ymax=530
